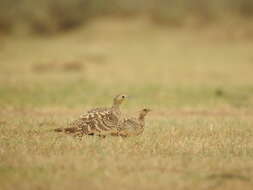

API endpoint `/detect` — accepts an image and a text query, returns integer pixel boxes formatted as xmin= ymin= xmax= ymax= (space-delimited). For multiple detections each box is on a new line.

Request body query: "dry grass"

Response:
xmin=0 ymin=18 xmax=253 ymax=190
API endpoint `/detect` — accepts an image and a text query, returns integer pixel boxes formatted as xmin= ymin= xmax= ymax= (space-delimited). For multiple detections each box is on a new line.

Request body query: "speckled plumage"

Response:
xmin=54 ymin=94 xmax=128 ymax=137
xmin=114 ymin=108 xmax=151 ymax=137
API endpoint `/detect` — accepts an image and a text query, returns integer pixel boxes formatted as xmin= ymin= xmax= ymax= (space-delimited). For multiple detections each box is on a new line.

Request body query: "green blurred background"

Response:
xmin=0 ymin=0 xmax=253 ymax=110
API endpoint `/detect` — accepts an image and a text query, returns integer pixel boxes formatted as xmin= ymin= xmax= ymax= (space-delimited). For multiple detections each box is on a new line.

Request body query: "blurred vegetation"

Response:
xmin=1 ymin=0 xmax=253 ymax=35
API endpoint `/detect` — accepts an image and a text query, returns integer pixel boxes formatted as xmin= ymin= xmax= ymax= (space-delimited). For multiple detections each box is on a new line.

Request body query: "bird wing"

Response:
xmin=117 ymin=117 xmax=141 ymax=137
xmin=71 ymin=108 xmax=119 ymax=136
xmin=120 ymin=117 xmax=139 ymax=129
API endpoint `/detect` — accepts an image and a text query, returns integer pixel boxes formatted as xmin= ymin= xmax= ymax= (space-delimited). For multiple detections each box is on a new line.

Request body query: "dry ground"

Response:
xmin=0 ymin=18 xmax=253 ymax=190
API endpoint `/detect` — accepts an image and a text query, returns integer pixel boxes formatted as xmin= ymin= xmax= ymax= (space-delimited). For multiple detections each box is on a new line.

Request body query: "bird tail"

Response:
xmin=54 ymin=127 xmax=77 ymax=133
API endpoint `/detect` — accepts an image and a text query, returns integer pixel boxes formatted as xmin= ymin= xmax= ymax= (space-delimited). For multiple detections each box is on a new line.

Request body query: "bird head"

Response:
xmin=139 ymin=108 xmax=151 ymax=119
xmin=113 ymin=94 xmax=128 ymax=106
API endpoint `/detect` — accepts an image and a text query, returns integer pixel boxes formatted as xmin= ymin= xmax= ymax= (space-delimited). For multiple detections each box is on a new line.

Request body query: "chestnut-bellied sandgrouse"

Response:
xmin=54 ymin=94 xmax=128 ymax=137
xmin=114 ymin=108 xmax=151 ymax=137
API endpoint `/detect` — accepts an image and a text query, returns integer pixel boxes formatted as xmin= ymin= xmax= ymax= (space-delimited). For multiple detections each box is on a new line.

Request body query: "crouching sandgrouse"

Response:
xmin=113 ymin=108 xmax=151 ymax=137
xmin=54 ymin=94 xmax=128 ymax=137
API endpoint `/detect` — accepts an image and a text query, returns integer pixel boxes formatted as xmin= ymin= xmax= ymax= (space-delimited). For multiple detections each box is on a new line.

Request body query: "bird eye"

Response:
xmin=121 ymin=95 xmax=125 ymax=98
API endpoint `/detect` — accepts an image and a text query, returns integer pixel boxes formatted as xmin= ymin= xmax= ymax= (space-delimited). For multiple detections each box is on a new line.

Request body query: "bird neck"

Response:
xmin=112 ymin=104 xmax=120 ymax=112
xmin=138 ymin=117 xmax=145 ymax=129
xmin=138 ymin=115 xmax=145 ymax=122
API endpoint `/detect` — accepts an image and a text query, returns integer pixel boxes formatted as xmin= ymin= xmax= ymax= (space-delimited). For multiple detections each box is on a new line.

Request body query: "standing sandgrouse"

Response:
xmin=54 ymin=94 xmax=128 ymax=137
xmin=114 ymin=108 xmax=151 ymax=137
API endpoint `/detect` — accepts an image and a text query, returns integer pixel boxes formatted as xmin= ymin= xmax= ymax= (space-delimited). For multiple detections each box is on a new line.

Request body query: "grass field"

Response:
xmin=1 ymin=18 xmax=253 ymax=190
